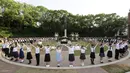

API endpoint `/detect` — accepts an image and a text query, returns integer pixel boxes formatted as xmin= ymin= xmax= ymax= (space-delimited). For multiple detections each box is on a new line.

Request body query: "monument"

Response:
xmin=128 ymin=10 xmax=130 ymax=38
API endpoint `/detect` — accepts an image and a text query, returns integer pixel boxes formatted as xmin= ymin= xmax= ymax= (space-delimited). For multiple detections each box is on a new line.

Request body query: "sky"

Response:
xmin=15 ymin=0 xmax=130 ymax=17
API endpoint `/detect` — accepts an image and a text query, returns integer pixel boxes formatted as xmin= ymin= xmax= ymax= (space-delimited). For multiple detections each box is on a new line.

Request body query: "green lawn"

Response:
xmin=102 ymin=64 xmax=130 ymax=73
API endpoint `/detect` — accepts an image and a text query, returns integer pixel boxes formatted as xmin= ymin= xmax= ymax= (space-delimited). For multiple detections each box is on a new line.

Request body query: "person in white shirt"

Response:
xmin=107 ymin=43 xmax=113 ymax=62
xmin=32 ymin=43 xmax=40 ymax=66
xmin=119 ymin=42 xmax=124 ymax=58
xmin=13 ymin=42 xmax=19 ymax=62
xmin=24 ymin=43 xmax=32 ymax=64
xmin=44 ymin=45 xmax=51 ymax=67
xmin=90 ymin=43 xmax=97 ymax=65
xmin=2 ymin=41 xmax=7 ymax=56
xmin=115 ymin=41 xmax=120 ymax=60
xmin=68 ymin=45 xmax=75 ymax=67
xmin=99 ymin=43 xmax=105 ymax=63
xmin=56 ymin=46 xmax=62 ymax=67
xmin=80 ymin=45 xmax=86 ymax=66
xmin=124 ymin=40 xmax=128 ymax=53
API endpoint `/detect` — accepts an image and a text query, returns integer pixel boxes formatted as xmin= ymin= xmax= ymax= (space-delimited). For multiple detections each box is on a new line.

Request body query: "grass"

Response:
xmin=102 ymin=64 xmax=130 ymax=73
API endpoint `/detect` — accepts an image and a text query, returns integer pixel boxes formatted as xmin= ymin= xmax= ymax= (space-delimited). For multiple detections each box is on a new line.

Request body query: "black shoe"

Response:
xmin=108 ymin=60 xmax=112 ymax=62
xmin=57 ymin=65 xmax=60 ymax=67
xmin=28 ymin=62 xmax=31 ymax=64
xmin=14 ymin=59 xmax=18 ymax=62
xmin=10 ymin=58 xmax=13 ymax=61
xmin=36 ymin=64 xmax=39 ymax=66
xmin=100 ymin=62 xmax=103 ymax=63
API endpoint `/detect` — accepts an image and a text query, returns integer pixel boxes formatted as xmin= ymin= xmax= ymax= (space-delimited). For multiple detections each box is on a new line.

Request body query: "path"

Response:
xmin=0 ymin=60 xmax=108 ymax=73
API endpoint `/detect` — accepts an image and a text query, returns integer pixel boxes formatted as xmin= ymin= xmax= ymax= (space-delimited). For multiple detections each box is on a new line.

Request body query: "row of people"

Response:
xmin=1 ymin=40 xmax=128 ymax=67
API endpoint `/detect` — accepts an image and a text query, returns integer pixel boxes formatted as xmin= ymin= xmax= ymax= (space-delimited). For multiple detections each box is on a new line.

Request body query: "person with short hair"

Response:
xmin=80 ymin=45 xmax=86 ymax=66
xmin=107 ymin=43 xmax=113 ymax=62
xmin=13 ymin=42 xmax=19 ymax=62
xmin=115 ymin=41 xmax=120 ymax=60
xmin=56 ymin=46 xmax=62 ymax=67
xmin=25 ymin=43 xmax=33 ymax=64
xmin=44 ymin=45 xmax=51 ymax=67
xmin=68 ymin=45 xmax=75 ymax=67
xmin=19 ymin=43 xmax=25 ymax=63
xmin=90 ymin=43 xmax=97 ymax=65
xmin=99 ymin=43 xmax=105 ymax=63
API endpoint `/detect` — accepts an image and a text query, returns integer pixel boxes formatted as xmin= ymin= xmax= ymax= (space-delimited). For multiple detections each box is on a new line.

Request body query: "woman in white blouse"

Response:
xmin=44 ymin=45 xmax=51 ymax=67
xmin=68 ymin=45 xmax=75 ymax=67
xmin=90 ymin=43 xmax=97 ymax=65
xmin=24 ymin=43 xmax=32 ymax=64
xmin=80 ymin=45 xmax=86 ymax=66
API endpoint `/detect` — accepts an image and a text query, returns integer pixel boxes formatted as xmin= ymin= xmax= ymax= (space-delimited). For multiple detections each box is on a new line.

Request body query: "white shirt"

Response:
xmin=81 ymin=48 xmax=86 ymax=53
xmin=45 ymin=47 xmax=50 ymax=54
xmin=27 ymin=47 xmax=31 ymax=52
xmin=124 ymin=42 xmax=128 ymax=46
xmin=35 ymin=47 xmax=40 ymax=54
xmin=116 ymin=43 xmax=120 ymax=50
xmin=90 ymin=47 xmax=95 ymax=52
xmin=109 ymin=46 xmax=113 ymax=51
xmin=56 ymin=49 xmax=61 ymax=53
xmin=13 ymin=47 xmax=18 ymax=52
xmin=2 ymin=44 xmax=6 ymax=48
xmin=119 ymin=44 xmax=124 ymax=49
xmin=69 ymin=46 xmax=75 ymax=54
xmin=6 ymin=44 xmax=10 ymax=48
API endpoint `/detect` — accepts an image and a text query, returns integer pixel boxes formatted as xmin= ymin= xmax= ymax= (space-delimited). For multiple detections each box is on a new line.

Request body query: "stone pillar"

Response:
xmin=128 ymin=10 xmax=130 ymax=38
xmin=64 ymin=29 xmax=67 ymax=37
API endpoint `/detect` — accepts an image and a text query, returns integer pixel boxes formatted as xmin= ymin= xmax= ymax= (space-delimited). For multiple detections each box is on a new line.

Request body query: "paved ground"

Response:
xmin=0 ymin=60 xmax=108 ymax=73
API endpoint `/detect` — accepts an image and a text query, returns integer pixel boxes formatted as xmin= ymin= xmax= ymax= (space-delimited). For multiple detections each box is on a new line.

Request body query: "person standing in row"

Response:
xmin=5 ymin=42 xmax=10 ymax=58
xmin=68 ymin=45 xmax=75 ymax=67
xmin=25 ymin=43 xmax=33 ymax=64
xmin=124 ymin=40 xmax=128 ymax=53
xmin=99 ymin=43 xmax=105 ymax=63
xmin=13 ymin=42 xmax=19 ymax=62
xmin=44 ymin=45 xmax=51 ymax=67
xmin=9 ymin=43 xmax=14 ymax=61
xmin=2 ymin=41 xmax=6 ymax=55
xmin=90 ymin=44 xmax=97 ymax=65
xmin=19 ymin=43 xmax=25 ymax=63
xmin=107 ymin=43 xmax=113 ymax=62
xmin=34 ymin=44 xmax=40 ymax=66
xmin=115 ymin=41 xmax=120 ymax=60
xmin=119 ymin=42 xmax=124 ymax=58
xmin=56 ymin=46 xmax=62 ymax=67
xmin=80 ymin=45 xmax=86 ymax=66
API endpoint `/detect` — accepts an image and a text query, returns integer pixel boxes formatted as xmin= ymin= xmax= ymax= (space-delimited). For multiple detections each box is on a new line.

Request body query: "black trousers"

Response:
xmin=115 ymin=49 xmax=119 ymax=59
xmin=35 ymin=53 xmax=40 ymax=65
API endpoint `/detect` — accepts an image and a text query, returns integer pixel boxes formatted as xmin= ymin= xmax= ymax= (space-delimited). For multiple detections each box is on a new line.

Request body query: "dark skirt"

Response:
xmin=123 ymin=48 xmax=125 ymax=53
xmin=119 ymin=49 xmax=124 ymax=53
xmin=90 ymin=52 xmax=95 ymax=58
xmin=80 ymin=53 xmax=86 ymax=60
xmin=107 ymin=50 xmax=112 ymax=58
xmin=26 ymin=52 xmax=32 ymax=60
xmin=44 ymin=54 xmax=51 ymax=62
xmin=99 ymin=53 xmax=105 ymax=57
xmin=19 ymin=49 xmax=24 ymax=59
xmin=5 ymin=48 xmax=9 ymax=56
xmin=9 ymin=47 xmax=13 ymax=57
xmin=2 ymin=48 xmax=6 ymax=53
xmin=13 ymin=51 xmax=19 ymax=58
xmin=69 ymin=54 xmax=75 ymax=62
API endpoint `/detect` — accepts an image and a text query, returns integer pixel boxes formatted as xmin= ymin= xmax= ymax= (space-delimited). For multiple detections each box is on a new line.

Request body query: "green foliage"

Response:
xmin=0 ymin=0 xmax=127 ymax=37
